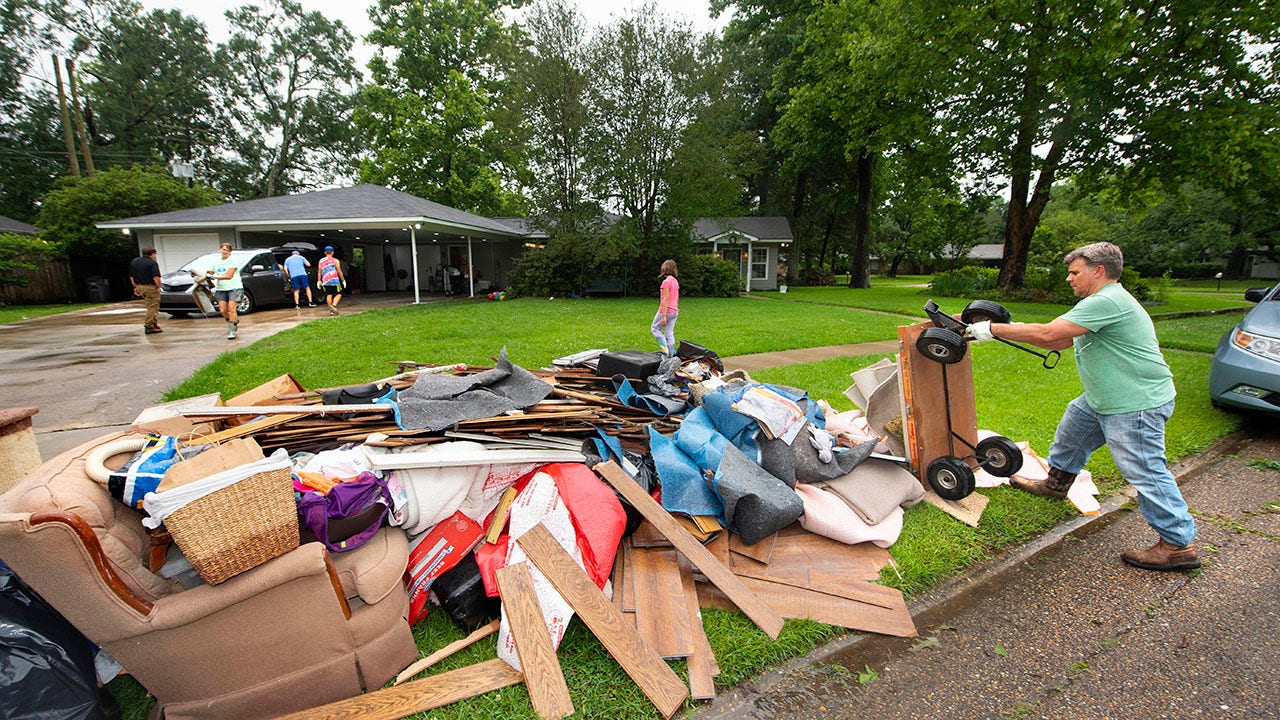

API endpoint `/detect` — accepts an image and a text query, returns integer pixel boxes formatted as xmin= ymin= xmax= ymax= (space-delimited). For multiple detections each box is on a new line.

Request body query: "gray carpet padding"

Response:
xmin=715 ymin=443 xmax=804 ymax=545
xmin=396 ymin=349 xmax=553 ymax=431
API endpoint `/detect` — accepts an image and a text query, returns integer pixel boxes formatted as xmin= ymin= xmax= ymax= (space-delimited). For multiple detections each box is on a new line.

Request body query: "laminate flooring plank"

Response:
xmin=495 ymin=563 xmax=574 ymax=720
xmin=275 ymin=658 xmax=523 ymax=720
xmin=727 ymin=562 xmax=902 ymax=610
xmin=393 ymin=619 xmax=500 ymax=685
xmin=678 ymin=558 xmax=718 ymax=700
xmin=517 ymin=523 xmax=689 ymax=719
xmin=728 ymin=531 xmax=776 ymax=565
xmin=611 ymin=539 xmax=627 ymax=615
xmin=622 ymin=538 xmax=637 ymax=613
xmin=696 ymin=575 xmax=916 ymax=638
xmin=631 ymin=547 xmax=694 ymax=659
xmin=594 ymin=461 xmax=784 ymax=639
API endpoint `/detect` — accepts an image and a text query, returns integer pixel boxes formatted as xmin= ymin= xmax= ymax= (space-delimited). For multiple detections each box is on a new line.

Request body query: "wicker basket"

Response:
xmin=164 ymin=465 xmax=299 ymax=585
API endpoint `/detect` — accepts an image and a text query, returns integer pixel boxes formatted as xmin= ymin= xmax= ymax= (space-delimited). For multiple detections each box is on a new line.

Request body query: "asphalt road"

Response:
xmin=695 ymin=422 xmax=1280 ymax=720
xmin=0 ymin=293 xmax=420 ymax=459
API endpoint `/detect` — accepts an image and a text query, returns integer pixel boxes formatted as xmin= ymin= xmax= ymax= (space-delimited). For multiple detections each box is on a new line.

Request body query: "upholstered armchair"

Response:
xmin=0 ymin=432 xmax=417 ymax=720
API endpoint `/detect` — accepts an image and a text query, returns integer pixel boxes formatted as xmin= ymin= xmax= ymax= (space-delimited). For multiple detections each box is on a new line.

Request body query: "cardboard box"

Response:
xmin=158 ymin=437 xmax=266 ymax=493
xmin=132 ymin=393 xmax=222 ymax=441
xmin=224 ymin=374 xmax=307 ymax=427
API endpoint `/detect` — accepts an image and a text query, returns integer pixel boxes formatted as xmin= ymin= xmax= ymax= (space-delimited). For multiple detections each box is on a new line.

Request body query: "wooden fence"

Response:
xmin=1 ymin=258 xmax=77 ymax=305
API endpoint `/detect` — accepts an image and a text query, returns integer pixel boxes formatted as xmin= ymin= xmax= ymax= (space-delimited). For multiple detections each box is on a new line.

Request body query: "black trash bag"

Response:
xmin=580 ymin=438 xmax=656 ymax=538
xmin=675 ymin=340 xmax=724 ymax=373
xmin=0 ymin=560 xmax=114 ymax=720
xmin=321 ymin=383 xmax=395 ymax=421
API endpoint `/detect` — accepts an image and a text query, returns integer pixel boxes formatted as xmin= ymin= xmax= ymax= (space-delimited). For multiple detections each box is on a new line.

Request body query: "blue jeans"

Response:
xmin=1047 ymin=395 xmax=1196 ymax=546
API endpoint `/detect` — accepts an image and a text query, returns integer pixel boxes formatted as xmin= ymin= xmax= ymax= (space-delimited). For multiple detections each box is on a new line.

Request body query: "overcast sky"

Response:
xmin=137 ymin=0 xmax=731 ymax=67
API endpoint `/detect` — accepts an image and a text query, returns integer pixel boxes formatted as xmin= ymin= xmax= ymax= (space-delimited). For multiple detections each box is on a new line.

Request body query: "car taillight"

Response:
xmin=1233 ymin=328 xmax=1280 ymax=363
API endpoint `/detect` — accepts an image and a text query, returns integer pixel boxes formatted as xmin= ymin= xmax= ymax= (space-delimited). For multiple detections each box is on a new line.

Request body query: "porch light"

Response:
xmin=121 ymin=228 xmax=130 ymax=235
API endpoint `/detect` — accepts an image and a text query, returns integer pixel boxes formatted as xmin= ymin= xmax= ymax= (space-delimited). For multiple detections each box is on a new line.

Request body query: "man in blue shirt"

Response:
xmin=283 ymin=250 xmax=314 ymax=309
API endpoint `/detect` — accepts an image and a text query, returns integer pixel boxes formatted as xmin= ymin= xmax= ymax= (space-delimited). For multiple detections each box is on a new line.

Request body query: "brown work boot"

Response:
xmin=1121 ymin=539 xmax=1201 ymax=571
xmin=1009 ymin=466 xmax=1075 ymax=499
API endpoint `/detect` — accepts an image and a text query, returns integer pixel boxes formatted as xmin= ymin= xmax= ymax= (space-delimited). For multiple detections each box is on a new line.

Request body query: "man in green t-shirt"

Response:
xmin=965 ymin=242 xmax=1197 ymax=572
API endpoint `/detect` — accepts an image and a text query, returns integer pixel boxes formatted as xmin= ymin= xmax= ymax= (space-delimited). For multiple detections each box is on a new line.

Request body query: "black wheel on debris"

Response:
xmin=976 ymin=435 xmax=1023 ymax=477
xmin=927 ymin=456 xmax=976 ymax=501
xmin=916 ymin=327 xmax=968 ymax=364
xmin=961 ymin=299 xmax=1013 ymax=325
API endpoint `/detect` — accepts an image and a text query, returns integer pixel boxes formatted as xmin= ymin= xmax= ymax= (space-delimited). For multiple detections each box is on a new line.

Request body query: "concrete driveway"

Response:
xmin=0 ymin=293 xmax=425 ymax=459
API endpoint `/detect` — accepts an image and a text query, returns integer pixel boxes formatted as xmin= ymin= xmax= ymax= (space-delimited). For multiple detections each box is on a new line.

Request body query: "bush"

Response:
xmin=0 ymin=233 xmax=61 ymax=297
xmin=798 ymin=266 xmax=835 ymax=286
xmin=928 ymin=266 xmax=999 ymax=297
xmin=506 ymin=245 xmax=581 ymax=298
xmin=680 ymin=254 xmax=741 ymax=297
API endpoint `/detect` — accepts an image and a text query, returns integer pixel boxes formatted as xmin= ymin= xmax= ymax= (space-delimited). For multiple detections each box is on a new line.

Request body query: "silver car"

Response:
xmin=160 ymin=249 xmax=289 ymax=317
xmin=1209 ymin=281 xmax=1280 ymax=414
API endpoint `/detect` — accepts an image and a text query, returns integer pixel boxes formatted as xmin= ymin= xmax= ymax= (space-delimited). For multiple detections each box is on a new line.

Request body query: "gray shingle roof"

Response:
xmin=693 ymin=217 xmax=793 ymax=242
xmin=0 ymin=215 xmax=38 ymax=235
xmin=99 ymin=184 xmax=524 ymax=237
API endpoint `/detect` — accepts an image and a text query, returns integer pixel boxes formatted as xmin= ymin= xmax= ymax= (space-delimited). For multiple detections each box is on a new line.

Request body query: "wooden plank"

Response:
xmin=182 ymin=404 xmax=393 ymax=417
xmin=495 ymin=563 xmax=574 ymax=720
xmin=194 ymin=413 xmax=304 ymax=444
xmin=729 ymin=560 xmax=901 ymax=610
xmin=696 ymin=575 xmax=917 ymax=638
xmin=733 ymin=530 xmax=890 ymax=583
xmin=678 ymin=558 xmax=718 ymax=700
xmin=631 ymin=547 xmax=694 ymax=659
xmin=394 ymin=619 xmax=500 ymax=685
xmin=611 ymin=540 xmax=628 ymax=615
xmin=276 ymin=657 xmax=523 ymax=720
xmin=631 ymin=520 xmax=672 ymax=548
xmin=728 ymin=531 xmax=776 ymax=565
xmin=485 ymin=486 xmax=519 ymax=544
xmin=622 ymin=539 xmax=637 ymax=613
xmin=516 ymin=524 xmax=688 ymax=719
xmin=593 ymin=461 xmax=785 ymax=639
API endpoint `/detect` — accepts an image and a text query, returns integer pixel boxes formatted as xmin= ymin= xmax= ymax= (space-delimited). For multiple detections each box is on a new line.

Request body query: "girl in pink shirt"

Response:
xmin=651 ymin=259 xmax=680 ymax=355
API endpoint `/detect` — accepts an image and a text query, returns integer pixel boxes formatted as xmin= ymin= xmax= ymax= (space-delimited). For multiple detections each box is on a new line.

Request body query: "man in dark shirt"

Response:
xmin=129 ymin=247 xmax=163 ymax=334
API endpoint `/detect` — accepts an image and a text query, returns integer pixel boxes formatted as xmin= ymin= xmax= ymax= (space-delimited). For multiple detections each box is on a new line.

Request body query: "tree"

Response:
xmin=211 ymin=0 xmax=361 ymax=199
xmin=0 ymin=0 xmax=63 ymax=220
xmin=80 ymin=6 xmax=221 ymax=168
xmin=0 ymin=232 xmax=61 ymax=304
xmin=896 ymin=0 xmax=1280 ymax=290
xmin=356 ymin=0 xmax=527 ymax=216
xmin=583 ymin=3 xmax=709 ymax=246
xmin=518 ymin=0 xmax=591 ymax=231
xmin=36 ymin=165 xmax=221 ymax=262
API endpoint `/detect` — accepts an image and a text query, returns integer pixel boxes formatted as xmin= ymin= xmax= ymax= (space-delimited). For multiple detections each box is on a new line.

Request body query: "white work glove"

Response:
xmin=807 ymin=424 xmax=835 ymax=464
xmin=966 ymin=320 xmax=994 ymax=342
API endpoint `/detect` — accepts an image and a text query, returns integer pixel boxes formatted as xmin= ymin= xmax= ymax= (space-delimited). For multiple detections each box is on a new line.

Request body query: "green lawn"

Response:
xmin=116 ymin=287 xmax=1244 ymax=719
xmin=0 ymin=303 xmax=95 ymax=324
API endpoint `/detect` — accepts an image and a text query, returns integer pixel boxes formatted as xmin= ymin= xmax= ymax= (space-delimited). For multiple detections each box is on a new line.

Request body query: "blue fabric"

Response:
xmin=649 ymin=427 xmax=722 ymax=518
xmin=1048 ymin=395 xmax=1195 ymax=546
xmin=108 ymin=435 xmax=183 ymax=511
xmin=613 ymin=375 xmax=686 ymax=416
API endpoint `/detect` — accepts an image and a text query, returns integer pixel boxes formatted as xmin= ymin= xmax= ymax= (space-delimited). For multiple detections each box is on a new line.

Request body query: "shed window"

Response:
xmin=751 ymin=247 xmax=768 ymax=279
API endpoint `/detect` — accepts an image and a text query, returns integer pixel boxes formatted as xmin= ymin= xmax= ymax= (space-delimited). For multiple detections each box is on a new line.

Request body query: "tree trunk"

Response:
xmin=52 ymin=56 xmax=80 ymax=177
xmin=847 ymin=151 xmax=874 ymax=288
xmin=1226 ymin=242 xmax=1248 ymax=278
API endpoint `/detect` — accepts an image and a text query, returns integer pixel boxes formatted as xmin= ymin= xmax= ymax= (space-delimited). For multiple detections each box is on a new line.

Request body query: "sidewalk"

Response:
xmin=695 ymin=427 xmax=1280 ymax=719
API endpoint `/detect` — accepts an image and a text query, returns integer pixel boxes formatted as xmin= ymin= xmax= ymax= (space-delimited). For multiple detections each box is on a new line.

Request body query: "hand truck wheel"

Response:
xmin=927 ymin=456 xmax=976 ymax=500
xmin=916 ymin=327 xmax=968 ymax=364
xmin=961 ymin=299 xmax=1013 ymax=325
xmin=975 ymin=435 xmax=1023 ymax=477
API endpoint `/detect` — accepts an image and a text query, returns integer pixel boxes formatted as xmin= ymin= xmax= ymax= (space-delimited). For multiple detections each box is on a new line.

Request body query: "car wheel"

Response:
xmin=236 ymin=290 xmax=256 ymax=315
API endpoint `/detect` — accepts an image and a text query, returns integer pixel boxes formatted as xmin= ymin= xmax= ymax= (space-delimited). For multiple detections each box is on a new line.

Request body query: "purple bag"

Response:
xmin=297 ymin=472 xmax=392 ymax=552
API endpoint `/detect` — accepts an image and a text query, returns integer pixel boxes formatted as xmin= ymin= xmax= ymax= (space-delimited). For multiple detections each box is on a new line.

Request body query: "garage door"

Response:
xmin=155 ymin=234 xmax=222 ymax=274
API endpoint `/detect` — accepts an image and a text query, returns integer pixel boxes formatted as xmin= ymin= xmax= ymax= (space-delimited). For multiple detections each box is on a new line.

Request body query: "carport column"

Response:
xmin=410 ymin=226 xmax=421 ymax=304
xmin=746 ymin=240 xmax=753 ymax=292
xmin=467 ymin=236 xmax=475 ymax=297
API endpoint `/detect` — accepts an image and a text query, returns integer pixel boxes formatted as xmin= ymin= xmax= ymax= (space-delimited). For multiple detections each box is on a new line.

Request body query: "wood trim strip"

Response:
xmin=322 ymin=550 xmax=352 ymax=620
xmin=517 ymin=523 xmax=688 ymax=719
xmin=275 ymin=657 xmax=523 ymax=720
xmin=29 ymin=512 xmax=153 ymax=616
xmin=394 ymin=620 xmax=500 ymax=686
xmin=593 ymin=461 xmax=785 ymax=639
xmin=495 ymin=563 xmax=575 ymax=720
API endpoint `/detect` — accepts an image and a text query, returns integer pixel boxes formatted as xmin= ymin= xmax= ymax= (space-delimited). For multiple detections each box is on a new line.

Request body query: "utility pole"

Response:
xmin=52 ymin=55 xmax=80 ymax=176
xmin=64 ymin=57 xmax=95 ymax=176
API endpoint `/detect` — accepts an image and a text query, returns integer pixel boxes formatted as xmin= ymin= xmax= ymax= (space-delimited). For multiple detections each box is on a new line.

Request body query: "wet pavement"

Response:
xmin=695 ymin=423 xmax=1280 ymax=720
xmin=0 ymin=293 xmax=427 ymax=458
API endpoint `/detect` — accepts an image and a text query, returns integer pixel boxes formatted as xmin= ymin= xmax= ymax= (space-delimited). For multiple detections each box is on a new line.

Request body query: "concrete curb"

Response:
xmin=692 ymin=429 xmax=1248 ymax=719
